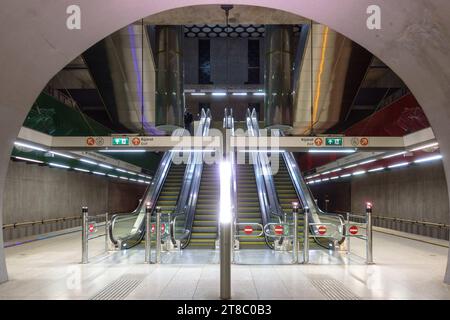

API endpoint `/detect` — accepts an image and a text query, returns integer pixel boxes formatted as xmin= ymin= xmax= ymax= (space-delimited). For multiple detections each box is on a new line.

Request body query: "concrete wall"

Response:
xmin=311 ymin=161 xmax=450 ymax=240
xmin=2 ymin=161 xmax=145 ymax=242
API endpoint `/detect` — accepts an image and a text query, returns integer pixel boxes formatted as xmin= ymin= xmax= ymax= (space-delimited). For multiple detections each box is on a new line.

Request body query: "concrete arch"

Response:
xmin=1 ymin=0 xmax=450 ymax=283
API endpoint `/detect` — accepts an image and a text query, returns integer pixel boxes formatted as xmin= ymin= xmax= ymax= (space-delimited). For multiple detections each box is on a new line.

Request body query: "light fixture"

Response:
xmin=388 ymin=162 xmax=409 ymax=169
xmin=80 ymin=158 xmax=97 ymax=165
xmin=309 ymin=149 xmax=356 ymax=154
xmin=119 ymin=176 xmax=129 ymax=180
xmin=212 ymin=92 xmax=227 ymax=96
xmin=171 ymin=149 xmax=216 ymax=153
xmin=232 ymin=92 xmax=247 ymax=96
xmin=13 ymin=156 xmax=43 ymax=164
xmin=107 ymin=174 xmax=118 ymax=178
xmin=330 ymin=176 xmax=339 ymax=180
xmin=99 ymin=164 xmax=113 ymax=169
xmin=127 ymin=171 xmax=137 ymax=175
xmin=49 ymin=163 xmax=70 ymax=169
xmin=99 ymin=149 xmax=146 ymax=153
xmin=358 ymin=159 xmax=376 ymax=165
xmin=414 ymin=155 xmax=442 ymax=163
xmin=321 ymin=171 xmax=330 ymax=175
xmin=92 ymin=171 xmax=106 ymax=176
xmin=353 ymin=170 xmax=366 ymax=176
xmin=344 ymin=164 xmax=357 ymax=169
xmin=253 ymin=92 xmax=265 ymax=96
xmin=14 ymin=142 xmax=47 ymax=152
xmin=238 ymin=149 xmax=285 ymax=153
xmin=115 ymin=168 xmax=127 ymax=173
xmin=129 ymin=178 xmax=137 ymax=182
xmin=50 ymin=151 xmax=74 ymax=159
xmin=322 ymin=178 xmax=330 ymax=181
xmin=410 ymin=142 xmax=439 ymax=152
xmin=331 ymin=168 xmax=342 ymax=173
xmin=382 ymin=151 xmax=406 ymax=159
xmin=191 ymin=92 xmax=206 ymax=96
xmin=74 ymin=167 xmax=90 ymax=173
xmin=340 ymin=174 xmax=351 ymax=178
xmin=368 ymin=167 xmax=385 ymax=173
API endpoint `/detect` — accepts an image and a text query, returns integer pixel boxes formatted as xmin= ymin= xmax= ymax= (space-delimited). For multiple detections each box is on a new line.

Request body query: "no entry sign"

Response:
xmin=151 ymin=223 xmax=155 ymax=233
xmin=349 ymin=225 xmax=359 ymax=235
xmin=318 ymin=225 xmax=327 ymax=235
xmin=88 ymin=223 xmax=95 ymax=233
xmin=161 ymin=223 xmax=165 ymax=234
xmin=244 ymin=226 xmax=253 ymax=235
xmin=274 ymin=225 xmax=284 ymax=235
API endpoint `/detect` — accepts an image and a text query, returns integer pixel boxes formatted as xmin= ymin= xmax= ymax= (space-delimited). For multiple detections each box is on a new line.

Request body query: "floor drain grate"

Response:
xmin=310 ymin=278 xmax=360 ymax=300
xmin=90 ymin=275 xmax=144 ymax=300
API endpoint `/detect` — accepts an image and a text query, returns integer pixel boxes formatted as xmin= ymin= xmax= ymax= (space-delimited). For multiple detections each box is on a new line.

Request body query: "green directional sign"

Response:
xmin=112 ymin=137 xmax=129 ymax=145
xmin=325 ymin=137 xmax=343 ymax=146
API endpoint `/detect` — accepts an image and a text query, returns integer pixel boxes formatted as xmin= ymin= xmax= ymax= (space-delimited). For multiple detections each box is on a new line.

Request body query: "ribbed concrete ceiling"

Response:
xmin=184 ymin=24 xmax=301 ymax=38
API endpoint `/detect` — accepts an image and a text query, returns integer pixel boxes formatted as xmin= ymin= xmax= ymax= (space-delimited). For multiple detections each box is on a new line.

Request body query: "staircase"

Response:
xmin=236 ymin=163 xmax=267 ymax=249
xmin=189 ymin=164 xmax=219 ymax=248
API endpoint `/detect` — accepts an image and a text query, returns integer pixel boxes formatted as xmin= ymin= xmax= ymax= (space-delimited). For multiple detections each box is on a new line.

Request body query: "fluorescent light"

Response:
xmin=171 ymin=149 xmax=216 ymax=153
xmin=115 ymin=168 xmax=127 ymax=173
xmin=232 ymin=92 xmax=247 ymax=96
xmin=368 ymin=167 xmax=385 ymax=172
xmin=129 ymin=178 xmax=137 ymax=182
xmin=382 ymin=151 xmax=406 ymax=159
xmin=119 ymin=176 xmax=129 ymax=180
xmin=99 ymin=149 xmax=146 ymax=153
xmin=344 ymin=164 xmax=357 ymax=169
xmin=138 ymin=174 xmax=146 ymax=178
xmin=314 ymin=179 xmax=322 ymax=183
xmin=353 ymin=170 xmax=366 ymax=176
xmin=145 ymin=181 xmax=151 ymax=184
xmin=127 ymin=171 xmax=137 ymax=175
xmin=330 ymin=176 xmax=339 ymax=180
xmin=309 ymin=149 xmax=356 ymax=153
xmin=49 ymin=163 xmax=70 ymax=169
xmin=238 ymin=149 xmax=285 ymax=153
xmin=80 ymin=158 xmax=97 ymax=165
xmin=358 ymin=159 xmax=376 ymax=165
xmin=388 ymin=162 xmax=409 ymax=169
xmin=253 ymin=92 xmax=265 ymax=96
xmin=74 ymin=167 xmax=90 ymax=173
xmin=99 ymin=164 xmax=113 ymax=169
xmin=331 ymin=168 xmax=342 ymax=173
xmin=138 ymin=179 xmax=145 ymax=183
xmin=219 ymin=161 xmax=232 ymax=224
xmin=308 ymin=181 xmax=315 ymax=185
xmin=414 ymin=155 xmax=443 ymax=163
xmin=410 ymin=142 xmax=439 ymax=152
xmin=311 ymin=174 xmax=320 ymax=178
xmin=322 ymin=178 xmax=330 ymax=181
xmin=92 ymin=171 xmax=106 ymax=176
xmin=191 ymin=92 xmax=206 ymax=96
xmin=107 ymin=174 xmax=118 ymax=178
xmin=321 ymin=171 xmax=330 ymax=175
xmin=50 ymin=151 xmax=74 ymax=159
xmin=14 ymin=142 xmax=46 ymax=152
xmin=212 ymin=92 xmax=227 ymax=96
xmin=13 ymin=156 xmax=43 ymax=164
xmin=340 ymin=174 xmax=351 ymax=178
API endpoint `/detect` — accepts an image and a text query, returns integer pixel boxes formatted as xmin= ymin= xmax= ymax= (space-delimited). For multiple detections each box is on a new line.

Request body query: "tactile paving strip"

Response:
xmin=90 ymin=275 xmax=144 ymax=300
xmin=310 ymin=278 xmax=360 ymax=300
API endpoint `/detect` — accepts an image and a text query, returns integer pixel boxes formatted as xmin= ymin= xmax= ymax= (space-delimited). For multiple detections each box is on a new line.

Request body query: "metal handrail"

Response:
xmin=3 ymin=215 xmax=83 ymax=229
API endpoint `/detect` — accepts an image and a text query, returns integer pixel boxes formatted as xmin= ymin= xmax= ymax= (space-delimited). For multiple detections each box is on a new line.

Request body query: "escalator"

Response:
xmin=236 ymin=163 xmax=267 ymax=249
xmin=188 ymin=164 xmax=219 ymax=248
xmin=154 ymin=164 xmax=186 ymax=219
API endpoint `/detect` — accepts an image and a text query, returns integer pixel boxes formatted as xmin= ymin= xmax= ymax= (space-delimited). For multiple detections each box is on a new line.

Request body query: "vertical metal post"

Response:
xmin=156 ymin=206 xmax=162 ymax=264
xmin=81 ymin=207 xmax=89 ymax=264
xmin=105 ymin=212 xmax=110 ymax=252
xmin=366 ymin=202 xmax=374 ymax=264
xmin=303 ymin=207 xmax=309 ymax=264
xmin=145 ymin=205 xmax=152 ymax=264
xmin=346 ymin=212 xmax=351 ymax=254
xmin=220 ymin=222 xmax=231 ymax=300
xmin=292 ymin=202 xmax=299 ymax=264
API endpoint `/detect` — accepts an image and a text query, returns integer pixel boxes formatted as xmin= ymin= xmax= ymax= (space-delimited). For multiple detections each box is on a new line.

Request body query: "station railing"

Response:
xmin=81 ymin=207 xmax=111 ymax=264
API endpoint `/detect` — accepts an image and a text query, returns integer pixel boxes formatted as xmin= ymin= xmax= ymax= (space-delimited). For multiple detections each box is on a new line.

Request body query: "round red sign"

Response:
xmin=88 ymin=224 xmax=95 ymax=233
xmin=274 ymin=225 xmax=284 ymax=235
xmin=86 ymin=137 xmax=95 ymax=146
xmin=244 ymin=226 xmax=253 ymax=235
xmin=318 ymin=225 xmax=327 ymax=235
xmin=349 ymin=225 xmax=359 ymax=235
xmin=161 ymin=223 xmax=165 ymax=234
xmin=151 ymin=223 xmax=155 ymax=233
xmin=132 ymin=137 xmax=141 ymax=146
xmin=314 ymin=138 xmax=323 ymax=146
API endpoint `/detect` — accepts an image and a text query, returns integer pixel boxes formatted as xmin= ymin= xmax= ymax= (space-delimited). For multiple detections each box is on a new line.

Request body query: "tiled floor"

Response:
xmin=1 ymin=230 xmax=450 ymax=300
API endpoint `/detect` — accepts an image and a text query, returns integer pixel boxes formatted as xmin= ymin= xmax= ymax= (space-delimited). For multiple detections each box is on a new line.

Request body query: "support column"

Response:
xmin=155 ymin=26 xmax=184 ymax=129
xmin=264 ymin=25 xmax=294 ymax=128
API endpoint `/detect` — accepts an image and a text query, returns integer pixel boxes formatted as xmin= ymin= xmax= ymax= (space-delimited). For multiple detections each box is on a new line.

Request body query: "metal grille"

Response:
xmin=90 ymin=275 xmax=143 ymax=300
xmin=310 ymin=278 xmax=360 ymax=300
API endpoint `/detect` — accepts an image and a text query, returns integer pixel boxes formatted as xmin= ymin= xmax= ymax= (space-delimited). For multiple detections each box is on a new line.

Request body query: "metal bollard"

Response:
xmin=366 ymin=202 xmax=374 ymax=264
xmin=156 ymin=206 xmax=162 ymax=264
xmin=346 ymin=212 xmax=351 ymax=255
xmin=292 ymin=202 xmax=299 ymax=264
xmin=303 ymin=207 xmax=309 ymax=264
xmin=81 ymin=206 xmax=89 ymax=264
xmin=220 ymin=222 xmax=232 ymax=300
xmin=145 ymin=205 xmax=152 ymax=264
xmin=105 ymin=212 xmax=110 ymax=252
